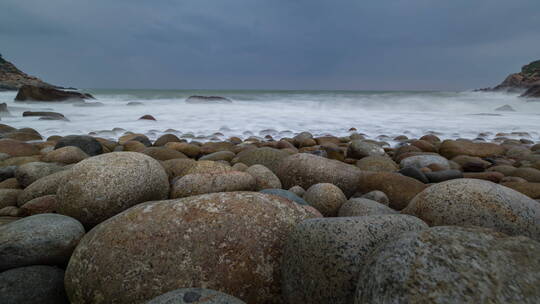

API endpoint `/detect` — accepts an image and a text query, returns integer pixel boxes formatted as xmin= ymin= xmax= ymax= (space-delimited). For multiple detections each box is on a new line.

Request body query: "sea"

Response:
xmin=1 ymin=89 xmax=539 ymax=144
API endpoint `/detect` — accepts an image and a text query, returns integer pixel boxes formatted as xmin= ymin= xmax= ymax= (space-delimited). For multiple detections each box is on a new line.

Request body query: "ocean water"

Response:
xmin=1 ymin=89 xmax=539 ymax=144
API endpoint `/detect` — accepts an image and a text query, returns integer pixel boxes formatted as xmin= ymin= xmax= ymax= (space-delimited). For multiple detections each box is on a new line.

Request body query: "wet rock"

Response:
xmin=146 ymin=288 xmax=246 ymax=304
xmin=138 ymin=114 xmax=156 ymax=121
xmin=0 ymin=265 xmax=69 ymax=304
xmin=355 ymin=226 xmax=540 ymax=304
xmin=20 ymin=195 xmax=57 ymax=215
xmin=347 ymin=140 xmax=385 ymax=159
xmin=398 ymin=167 xmax=429 ymax=183
xmin=126 ymin=101 xmax=143 ymax=106
xmin=439 ymin=140 xmax=505 ymax=159
xmin=277 ymin=153 xmax=362 ymax=198
xmin=57 ymin=152 xmax=169 ymax=227
xmin=425 ymin=169 xmax=463 ymax=183
xmin=185 ymin=95 xmax=232 ymax=104
xmin=15 ymin=162 xmax=64 ymax=187
xmin=245 ymin=164 xmax=282 ymax=190
xmin=171 ymin=171 xmax=256 ymax=198
xmin=15 ymin=85 xmax=93 ymax=101
xmin=304 ymin=183 xmax=347 ymax=216
xmin=260 ymin=188 xmax=308 ymax=205
xmin=0 ymin=189 xmax=21 ymax=209
xmin=0 ymin=165 xmax=16 ymax=181
xmin=64 ymin=192 xmax=320 ymax=304
xmin=22 ymin=111 xmax=66 ymax=120
xmin=0 ymin=214 xmax=85 ymax=270
xmin=17 ymin=170 xmax=69 ymax=206
xmin=43 ymin=146 xmax=88 ymax=164
xmin=356 ymin=155 xmax=398 ymax=172
xmin=282 ymin=215 xmax=427 ymax=304
xmin=54 ymin=135 xmax=103 ymax=156
xmin=338 ymin=198 xmax=397 ymax=217
xmin=358 ymin=172 xmax=427 ymax=210
xmin=402 ymin=179 xmax=540 ymax=240
xmin=0 ymin=139 xmax=40 ymax=156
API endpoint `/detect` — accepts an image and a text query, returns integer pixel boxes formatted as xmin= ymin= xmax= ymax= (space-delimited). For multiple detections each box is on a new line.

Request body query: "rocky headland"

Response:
xmin=0 ymin=54 xmax=55 ymax=91
xmin=1 ymin=123 xmax=540 ymax=303
xmin=482 ymin=59 xmax=540 ymax=98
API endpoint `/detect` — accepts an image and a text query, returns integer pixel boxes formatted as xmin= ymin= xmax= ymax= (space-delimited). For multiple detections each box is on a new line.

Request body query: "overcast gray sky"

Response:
xmin=1 ymin=0 xmax=539 ymax=90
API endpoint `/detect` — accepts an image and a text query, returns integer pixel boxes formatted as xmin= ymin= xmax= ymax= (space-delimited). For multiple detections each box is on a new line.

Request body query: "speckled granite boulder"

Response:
xmin=57 ymin=152 xmax=169 ymax=227
xmin=355 ymin=226 xmax=540 ymax=304
xmin=171 ymin=171 xmax=256 ymax=198
xmin=17 ymin=170 xmax=69 ymax=206
xmin=338 ymin=198 xmax=397 ymax=217
xmin=0 ymin=214 xmax=85 ymax=271
xmin=0 ymin=265 xmax=69 ymax=304
xmin=358 ymin=172 xmax=427 ymax=210
xmin=245 ymin=164 xmax=282 ymax=190
xmin=304 ymin=183 xmax=347 ymax=217
xmin=402 ymin=179 xmax=540 ymax=240
xmin=282 ymin=215 xmax=427 ymax=304
xmin=64 ymin=192 xmax=321 ymax=304
xmin=277 ymin=153 xmax=362 ymax=197
xmin=145 ymin=288 xmax=246 ymax=304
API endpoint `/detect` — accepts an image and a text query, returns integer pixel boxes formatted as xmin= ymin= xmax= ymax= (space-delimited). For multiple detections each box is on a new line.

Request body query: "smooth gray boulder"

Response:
xmin=355 ymin=226 xmax=540 ymax=304
xmin=0 ymin=213 xmax=85 ymax=271
xmin=282 ymin=215 xmax=428 ymax=304
xmin=400 ymin=154 xmax=450 ymax=169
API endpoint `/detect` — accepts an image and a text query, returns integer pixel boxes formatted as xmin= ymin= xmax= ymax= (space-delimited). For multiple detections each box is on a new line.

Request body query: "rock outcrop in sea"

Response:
xmin=0 ymin=54 xmax=55 ymax=91
xmin=482 ymin=59 xmax=540 ymax=97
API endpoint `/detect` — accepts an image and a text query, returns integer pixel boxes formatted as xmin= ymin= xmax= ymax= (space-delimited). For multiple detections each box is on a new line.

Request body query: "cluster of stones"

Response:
xmin=1 ymin=123 xmax=540 ymax=304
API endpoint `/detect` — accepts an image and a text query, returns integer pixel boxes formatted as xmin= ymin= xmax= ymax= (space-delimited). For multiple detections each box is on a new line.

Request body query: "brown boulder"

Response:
xmin=171 ymin=171 xmax=256 ymax=198
xmin=439 ymin=140 xmax=505 ymax=159
xmin=0 ymin=139 xmax=40 ymax=156
xmin=358 ymin=172 xmax=427 ymax=210
xmin=15 ymin=85 xmax=94 ymax=101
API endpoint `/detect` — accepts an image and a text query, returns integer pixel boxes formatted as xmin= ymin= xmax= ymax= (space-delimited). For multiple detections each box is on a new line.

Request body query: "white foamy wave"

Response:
xmin=0 ymin=89 xmax=539 ymax=144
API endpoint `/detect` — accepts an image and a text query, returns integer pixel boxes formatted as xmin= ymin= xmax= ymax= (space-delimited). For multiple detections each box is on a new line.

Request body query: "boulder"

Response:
xmin=360 ymin=190 xmax=389 ymax=205
xmin=15 ymin=161 xmax=64 ymax=187
xmin=0 ymin=214 xmax=85 ymax=270
xmin=398 ymin=167 xmax=429 ymax=183
xmin=165 ymin=142 xmax=201 ymax=158
xmin=402 ymin=179 xmax=540 ymax=240
xmin=260 ymin=188 xmax=308 ymax=205
xmin=141 ymin=147 xmax=187 ymax=161
xmin=153 ymin=134 xmax=181 ymax=146
xmin=200 ymin=150 xmax=236 ymax=162
xmin=54 ymin=135 xmax=103 ymax=156
xmin=20 ymin=195 xmax=58 ymax=215
xmin=0 ymin=265 xmax=69 ymax=304
xmin=358 ymin=172 xmax=427 ymax=210
xmin=400 ymin=154 xmax=449 ymax=169
xmin=521 ymin=84 xmax=540 ymax=98
xmin=245 ymin=164 xmax=282 ymax=190
xmin=57 ymin=152 xmax=169 ymax=227
xmin=303 ymin=183 xmax=347 ymax=217
xmin=138 ymin=114 xmax=156 ymax=121
xmin=171 ymin=171 xmax=256 ymax=198
xmin=146 ymin=288 xmax=246 ymax=304
xmin=288 ymin=185 xmax=305 ymax=197
xmin=234 ymin=147 xmax=290 ymax=173
xmin=356 ymin=155 xmax=398 ymax=172
xmin=439 ymin=140 xmax=505 ymax=159
xmin=182 ymin=160 xmax=232 ymax=176
xmin=282 ymin=215 xmax=427 ymax=304
xmin=355 ymin=226 xmax=540 ymax=304
xmin=15 ymin=85 xmax=93 ymax=101
xmin=495 ymin=104 xmax=516 ymax=111
xmin=510 ymin=167 xmax=540 ymax=182
xmin=43 ymin=146 xmax=88 ymax=164
xmin=185 ymin=95 xmax=232 ymax=104
xmin=119 ymin=133 xmax=152 ymax=146
xmin=22 ymin=111 xmax=66 ymax=120
xmin=425 ymin=169 xmax=463 ymax=183
xmin=276 ymin=153 xmax=362 ymax=198
xmin=501 ymin=182 xmax=540 ymax=199
xmin=338 ymin=198 xmax=397 ymax=217
xmin=17 ymin=170 xmax=69 ymax=206
xmin=347 ymin=140 xmax=385 ymax=159
xmin=0 ymin=189 xmax=21 ymax=209
xmin=0 ymin=139 xmax=40 ymax=156
xmin=64 ymin=192 xmax=320 ymax=304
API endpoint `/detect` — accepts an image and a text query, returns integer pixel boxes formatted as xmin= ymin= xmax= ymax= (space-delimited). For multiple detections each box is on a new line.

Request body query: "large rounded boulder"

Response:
xmin=56 ymin=152 xmax=169 ymax=227
xmin=402 ymin=179 xmax=540 ymax=240
xmin=282 ymin=215 xmax=427 ymax=304
xmin=0 ymin=214 xmax=85 ymax=271
xmin=355 ymin=226 xmax=540 ymax=303
xmin=276 ymin=153 xmax=362 ymax=197
xmin=64 ymin=192 xmax=321 ymax=304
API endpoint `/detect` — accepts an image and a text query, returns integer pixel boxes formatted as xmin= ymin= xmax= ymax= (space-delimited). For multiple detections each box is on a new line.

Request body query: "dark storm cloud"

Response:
xmin=1 ymin=0 xmax=539 ymax=90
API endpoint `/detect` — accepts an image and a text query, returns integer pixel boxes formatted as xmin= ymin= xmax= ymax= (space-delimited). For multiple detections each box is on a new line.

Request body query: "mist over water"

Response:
xmin=1 ymin=89 xmax=539 ymax=144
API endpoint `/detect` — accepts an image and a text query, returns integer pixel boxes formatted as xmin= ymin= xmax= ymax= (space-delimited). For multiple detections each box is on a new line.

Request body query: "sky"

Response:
xmin=1 ymin=0 xmax=539 ymax=91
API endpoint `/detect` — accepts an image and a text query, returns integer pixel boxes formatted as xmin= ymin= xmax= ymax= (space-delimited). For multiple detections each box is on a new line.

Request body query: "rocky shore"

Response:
xmin=0 ymin=54 xmax=55 ymax=91
xmin=1 ymin=122 xmax=540 ymax=303
xmin=482 ymin=59 xmax=540 ymax=98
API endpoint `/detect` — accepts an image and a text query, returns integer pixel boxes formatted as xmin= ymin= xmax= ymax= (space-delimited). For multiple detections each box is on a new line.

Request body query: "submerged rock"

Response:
xmin=185 ymin=95 xmax=232 ymax=104
xmin=495 ymin=104 xmax=516 ymax=111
